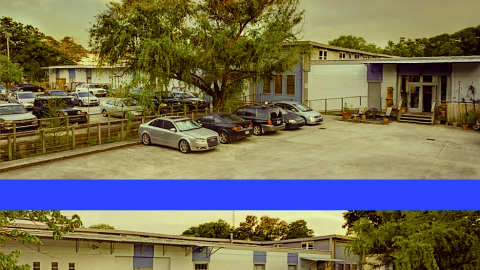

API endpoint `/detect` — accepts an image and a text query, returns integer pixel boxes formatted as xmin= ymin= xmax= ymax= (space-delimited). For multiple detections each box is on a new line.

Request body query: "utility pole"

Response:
xmin=5 ymin=32 xmax=11 ymax=60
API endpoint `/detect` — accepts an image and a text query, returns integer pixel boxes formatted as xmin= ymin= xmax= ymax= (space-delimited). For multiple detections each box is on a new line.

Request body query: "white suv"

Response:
xmin=75 ymin=84 xmax=108 ymax=97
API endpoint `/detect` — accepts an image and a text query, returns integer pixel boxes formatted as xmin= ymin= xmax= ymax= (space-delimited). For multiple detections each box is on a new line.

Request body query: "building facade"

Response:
xmin=1 ymin=225 xmax=365 ymax=270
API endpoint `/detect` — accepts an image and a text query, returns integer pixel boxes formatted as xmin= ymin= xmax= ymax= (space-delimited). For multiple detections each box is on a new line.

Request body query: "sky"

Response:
xmin=60 ymin=211 xmax=348 ymax=236
xmin=1 ymin=0 xmax=479 ymax=49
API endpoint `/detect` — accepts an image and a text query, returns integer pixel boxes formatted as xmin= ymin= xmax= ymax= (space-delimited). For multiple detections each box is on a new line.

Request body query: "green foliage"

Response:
xmin=89 ymin=0 xmax=305 ymax=108
xmin=182 ymin=219 xmax=233 ymax=239
xmin=283 ymin=220 xmax=314 ymax=240
xmin=0 ymin=17 xmax=87 ymax=80
xmin=328 ymin=35 xmax=383 ymax=54
xmin=89 ymin=223 xmax=115 ymax=230
xmin=344 ymin=211 xmax=480 ymax=270
xmin=0 ymin=55 xmax=24 ymax=86
xmin=0 ymin=211 xmax=82 ymax=270
xmin=459 ymin=113 xmax=468 ymax=124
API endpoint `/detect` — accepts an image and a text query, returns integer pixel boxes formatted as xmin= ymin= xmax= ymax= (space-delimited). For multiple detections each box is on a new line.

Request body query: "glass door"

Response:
xmin=408 ymin=86 xmax=422 ymax=112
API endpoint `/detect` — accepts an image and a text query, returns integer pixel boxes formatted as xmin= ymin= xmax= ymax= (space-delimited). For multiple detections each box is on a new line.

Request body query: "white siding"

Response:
xmin=75 ymin=69 xmax=87 ymax=83
xmin=380 ymin=64 xmax=397 ymax=109
xmin=451 ymin=63 xmax=480 ymax=100
xmin=308 ymin=63 xmax=368 ymax=111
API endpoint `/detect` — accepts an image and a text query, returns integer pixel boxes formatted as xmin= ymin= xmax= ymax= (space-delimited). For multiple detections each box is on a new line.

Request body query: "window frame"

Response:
xmin=301 ymin=241 xmax=314 ymax=250
xmin=286 ymin=75 xmax=295 ymax=96
xmin=194 ymin=263 xmax=208 ymax=270
xmin=274 ymin=75 xmax=283 ymax=95
xmin=263 ymin=79 xmax=271 ymax=94
xmin=33 ymin=262 xmax=40 ymax=270
xmin=254 ymin=263 xmax=265 ymax=270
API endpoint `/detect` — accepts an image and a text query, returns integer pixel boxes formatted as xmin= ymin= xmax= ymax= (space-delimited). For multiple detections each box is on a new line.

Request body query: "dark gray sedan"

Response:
xmin=139 ymin=116 xmax=219 ymax=154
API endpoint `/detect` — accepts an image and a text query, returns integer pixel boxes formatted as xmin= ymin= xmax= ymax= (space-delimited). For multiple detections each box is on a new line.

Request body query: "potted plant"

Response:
xmin=451 ymin=115 xmax=458 ymax=127
xmin=383 ymin=117 xmax=389 ymax=124
xmin=459 ymin=113 xmax=468 ymax=130
xmin=360 ymin=107 xmax=369 ymax=121
xmin=438 ymin=105 xmax=447 ymax=116
xmin=342 ymin=102 xmax=350 ymax=120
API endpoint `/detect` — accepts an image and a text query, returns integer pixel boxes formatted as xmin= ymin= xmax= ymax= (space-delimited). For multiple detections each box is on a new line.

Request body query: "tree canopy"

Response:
xmin=328 ymin=35 xmax=383 ymax=54
xmin=181 ymin=215 xmax=314 ymax=241
xmin=88 ymin=223 xmax=115 ymax=230
xmin=89 ymin=0 xmax=306 ymax=108
xmin=344 ymin=210 xmax=480 ymax=270
xmin=0 ymin=17 xmax=88 ymax=81
xmin=0 ymin=55 xmax=24 ymax=86
xmin=0 ymin=211 xmax=82 ymax=270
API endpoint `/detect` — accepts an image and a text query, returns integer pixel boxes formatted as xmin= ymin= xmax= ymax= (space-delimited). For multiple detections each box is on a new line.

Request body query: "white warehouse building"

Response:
xmin=1 ymin=224 xmax=369 ymax=270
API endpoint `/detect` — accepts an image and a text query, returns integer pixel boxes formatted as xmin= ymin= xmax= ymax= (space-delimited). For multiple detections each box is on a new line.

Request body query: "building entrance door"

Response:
xmin=422 ymin=85 xmax=434 ymax=112
xmin=408 ymin=86 xmax=422 ymax=112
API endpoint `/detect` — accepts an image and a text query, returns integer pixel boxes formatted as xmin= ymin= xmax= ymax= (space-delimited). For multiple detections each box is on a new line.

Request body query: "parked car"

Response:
xmin=0 ymin=85 xmax=5 ymax=91
xmin=0 ymin=104 xmax=39 ymax=134
xmin=70 ymin=92 xmax=99 ymax=107
xmin=43 ymin=90 xmax=69 ymax=97
xmin=100 ymin=98 xmax=143 ymax=118
xmin=233 ymin=104 xmax=285 ymax=136
xmin=273 ymin=100 xmax=323 ymax=125
xmin=75 ymin=83 xmax=108 ymax=97
xmin=196 ymin=113 xmax=253 ymax=144
xmin=139 ymin=116 xmax=219 ymax=153
xmin=8 ymin=92 xmax=36 ymax=110
xmin=278 ymin=107 xmax=306 ymax=130
xmin=169 ymin=92 xmax=210 ymax=111
xmin=32 ymin=96 xmax=87 ymax=124
xmin=2 ymin=89 xmax=19 ymax=101
xmin=14 ymin=84 xmax=44 ymax=92
xmin=0 ymin=88 xmax=8 ymax=100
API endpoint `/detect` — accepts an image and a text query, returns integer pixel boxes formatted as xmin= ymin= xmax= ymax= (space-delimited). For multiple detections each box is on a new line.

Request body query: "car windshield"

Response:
xmin=78 ymin=92 xmax=95 ymax=97
xmin=175 ymin=120 xmax=202 ymax=131
xmin=51 ymin=91 xmax=68 ymax=96
xmin=220 ymin=114 xmax=246 ymax=123
xmin=90 ymin=85 xmax=102 ymax=88
xmin=0 ymin=105 xmax=28 ymax=115
xmin=294 ymin=103 xmax=313 ymax=112
xmin=123 ymin=99 xmax=139 ymax=106
xmin=278 ymin=107 xmax=289 ymax=114
xmin=18 ymin=93 xmax=36 ymax=99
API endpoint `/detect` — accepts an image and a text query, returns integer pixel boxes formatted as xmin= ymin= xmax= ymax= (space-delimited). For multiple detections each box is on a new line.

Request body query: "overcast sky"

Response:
xmin=61 ymin=211 xmax=348 ymax=236
xmin=1 ymin=0 xmax=479 ymax=48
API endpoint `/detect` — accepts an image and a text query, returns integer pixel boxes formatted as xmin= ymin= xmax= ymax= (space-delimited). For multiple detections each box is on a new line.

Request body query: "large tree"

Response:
xmin=328 ymin=35 xmax=383 ymax=54
xmin=344 ymin=211 xmax=480 ymax=270
xmin=0 ymin=55 xmax=24 ymax=86
xmin=0 ymin=211 xmax=82 ymax=270
xmin=0 ymin=17 xmax=86 ymax=81
xmin=283 ymin=219 xmax=314 ymax=240
xmin=89 ymin=0 xmax=305 ymax=108
xmin=181 ymin=219 xmax=233 ymax=238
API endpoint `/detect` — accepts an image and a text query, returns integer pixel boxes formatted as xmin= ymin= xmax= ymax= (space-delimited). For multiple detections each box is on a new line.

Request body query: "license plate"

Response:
xmin=245 ymin=131 xmax=249 ymax=135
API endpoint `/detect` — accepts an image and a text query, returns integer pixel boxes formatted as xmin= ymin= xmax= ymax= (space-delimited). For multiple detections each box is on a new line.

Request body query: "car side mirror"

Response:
xmin=169 ymin=128 xmax=176 ymax=132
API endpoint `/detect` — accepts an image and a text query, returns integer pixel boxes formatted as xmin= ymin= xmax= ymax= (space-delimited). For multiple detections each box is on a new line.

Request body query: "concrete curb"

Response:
xmin=0 ymin=139 xmax=141 ymax=173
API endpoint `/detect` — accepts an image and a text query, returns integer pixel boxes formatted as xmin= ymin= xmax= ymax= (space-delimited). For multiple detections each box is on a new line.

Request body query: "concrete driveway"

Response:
xmin=2 ymin=115 xmax=480 ymax=179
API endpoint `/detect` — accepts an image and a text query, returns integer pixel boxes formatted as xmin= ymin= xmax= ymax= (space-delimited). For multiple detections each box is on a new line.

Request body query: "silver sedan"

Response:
xmin=138 ymin=116 xmax=219 ymax=154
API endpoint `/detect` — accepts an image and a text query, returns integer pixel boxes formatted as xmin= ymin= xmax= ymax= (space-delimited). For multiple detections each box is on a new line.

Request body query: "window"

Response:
xmin=263 ymin=79 xmax=271 ymax=94
xmin=286 ymin=75 xmax=295 ymax=95
xmin=346 ymin=264 xmax=351 ymax=270
xmin=234 ymin=107 xmax=246 ymax=116
xmin=52 ymin=262 xmax=58 ymax=270
xmin=324 ymin=51 xmax=327 ymax=60
xmin=195 ymin=264 xmax=208 ymax=270
xmin=319 ymin=50 xmax=326 ymax=60
xmin=33 ymin=262 xmax=40 ymax=270
xmin=164 ymin=121 xmax=176 ymax=130
xmin=69 ymin=263 xmax=75 ymax=270
xmin=349 ymin=54 xmax=352 ymax=59
xmin=273 ymin=244 xmax=283 ymax=248
xmin=200 ymin=115 xmax=213 ymax=123
xmin=423 ymin=75 xmax=433 ymax=83
xmin=274 ymin=75 xmax=282 ymax=95
xmin=254 ymin=264 xmax=265 ymax=270
xmin=288 ymin=265 xmax=297 ymax=270
xmin=213 ymin=117 xmax=223 ymax=123
xmin=301 ymin=242 xmax=314 ymax=249
xmin=440 ymin=76 xmax=447 ymax=102
xmin=352 ymin=265 xmax=357 ymax=270
xmin=339 ymin=264 xmax=344 ymax=270
xmin=245 ymin=108 xmax=256 ymax=117
xmin=408 ymin=75 xmax=420 ymax=82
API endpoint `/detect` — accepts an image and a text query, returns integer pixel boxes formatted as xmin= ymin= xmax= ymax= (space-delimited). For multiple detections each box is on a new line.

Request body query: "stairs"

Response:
xmin=399 ymin=113 xmax=432 ymax=125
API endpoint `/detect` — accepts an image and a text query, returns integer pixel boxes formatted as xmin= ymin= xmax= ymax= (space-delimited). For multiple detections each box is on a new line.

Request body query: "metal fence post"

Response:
xmin=98 ymin=123 xmax=102 ymax=145
xmin=8 ymin=135 xmax=12 ymax=161
xmin=121 ymin=120 xmax=124 ymax=141
xmin=72 ymin=126 xmax=75 ymax=149
xmin=360 ymin=96 xmax=362 ymax=106
xmin=108 ymin=113 xmax=111 ymax=139
xmin=341 ymin=98 xmax=344 ymax=111
xmin=13 ymin=123 xmax=16 ymax=152
xmin=87 ymin=115 xmax=90 ymax=139
xmin=41 ymin=129 xmax=46 ymax=155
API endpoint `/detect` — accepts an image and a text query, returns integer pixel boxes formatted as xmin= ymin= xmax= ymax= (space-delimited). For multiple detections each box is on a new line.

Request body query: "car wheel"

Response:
xmin=102 ymin=109 xmax=108 ymax=117
xmin=7 ymin=100 xmax=10 ymax=103
xmin=142 ymin=133 xmax=151 ymax=146
xmin=302 ymin=117 xmax=308 ymax=125
xmin=253 ymin=124 xmax=262 ymax=136
xmin=79 ymin=101 xmax=84 ymax=107
xmin=219 ymin=131 xmax=229 ymax=144
xmin=179 ymin=140 xmax=191 ymax=154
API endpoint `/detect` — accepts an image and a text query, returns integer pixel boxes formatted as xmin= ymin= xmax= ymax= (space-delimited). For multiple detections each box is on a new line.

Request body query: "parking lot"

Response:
xmin=2 ymin=115 xmax=480 ymax=179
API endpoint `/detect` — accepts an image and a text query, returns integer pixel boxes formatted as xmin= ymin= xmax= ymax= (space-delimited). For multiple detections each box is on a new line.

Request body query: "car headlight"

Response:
xmin=2 ymin=120 xmax=13 ymax=126
xmin=63 ymin=112 xmax=68 ymax=116
xmin=194 ymin=138 xmax=207 ymax=143
xmin=288 ymin=119 xmax=297 ymax=123
xmin=77 ymin=111 xmax=81 ymax=115
xmin=308 ymin=115 xmax=315 ymax=119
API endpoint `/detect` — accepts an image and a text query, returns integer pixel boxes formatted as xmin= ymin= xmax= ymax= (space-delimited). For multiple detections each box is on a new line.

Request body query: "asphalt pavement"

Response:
xmin=2 ymin=115 xmax=480 ymax=179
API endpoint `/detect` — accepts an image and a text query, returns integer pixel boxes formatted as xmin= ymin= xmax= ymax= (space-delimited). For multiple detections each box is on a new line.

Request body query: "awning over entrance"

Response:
xmin=300 ymin=257 xmax=345 ymax=262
